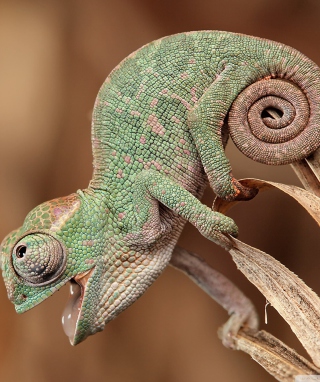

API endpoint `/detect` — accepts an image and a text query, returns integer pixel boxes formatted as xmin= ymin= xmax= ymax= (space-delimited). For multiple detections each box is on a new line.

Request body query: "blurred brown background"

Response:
xmin=0 ymin=0 xmax=320 ymax=381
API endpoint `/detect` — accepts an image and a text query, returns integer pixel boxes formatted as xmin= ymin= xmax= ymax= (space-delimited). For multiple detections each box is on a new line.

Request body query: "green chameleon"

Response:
xmin=1 ymin=31 xmax=320 ymax=345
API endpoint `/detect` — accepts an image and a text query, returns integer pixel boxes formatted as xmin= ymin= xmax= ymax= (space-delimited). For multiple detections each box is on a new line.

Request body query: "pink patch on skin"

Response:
xmin=116 ymin=108 xmax=123 ymax=113
xmin=131 ymin=110 xmax=141 ymax=116
xmin=150 ymin=98 xmax=158 ymax=108
xmin=124 ymin=156 xmax=131 ymax=164
xmin=180 ymin=139 xmax=186 ymax=145
xmin=171 ymin=116 xmax=181 ymax=124
xmin=138 ymin=158 xmax=144 ymax=163
xmin=112 ymin=151 xmax=117 ymax=156
xmin=152 ymin=160 xmax=162 ymax=170
xmin=118 ymin=212 xmax=126 ymax=220
xmin=171 ymin=94 xmax=191 ymax=110
xmin=140 ymin=136 xmax=146 ymax=144
xmin=104 ymin=101 xmax=110 ymax=106
xmin=183 ymin=149 xmax=191 ymax=155
xmin=180 ymin=72 xmax=189 ymax=79
xmin=136 ymin=84 xmax=145 ymax=99
xmin=189 ymin=59 xmax=196 ymax=64
xmin=180 ymin=202 xmax=186 ymax=206
xmin=160 ymin=89 xmax=168 ymax=94
xmin=191 ymin=87 xmax=198 ymax=103
xmin=147 ymin=114 xmax=165 ymax=136
xmin=125 ymin=97 xmax=131 ymax=104
xmin=83 ymin=240 xmax=94 ymax=246
xmin=53 ymin=207 xmax=65 ymax=216
xmin=117 ymin=169 xmax=123 ymax=178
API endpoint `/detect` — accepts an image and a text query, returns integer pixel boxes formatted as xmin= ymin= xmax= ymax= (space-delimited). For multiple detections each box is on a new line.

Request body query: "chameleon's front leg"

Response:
xmin=127 ymin=169 xmax=238 ymax=246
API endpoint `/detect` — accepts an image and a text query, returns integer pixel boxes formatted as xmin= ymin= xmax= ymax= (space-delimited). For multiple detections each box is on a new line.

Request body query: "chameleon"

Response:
xmin=1 ymin=31 xmax=320 ymax=346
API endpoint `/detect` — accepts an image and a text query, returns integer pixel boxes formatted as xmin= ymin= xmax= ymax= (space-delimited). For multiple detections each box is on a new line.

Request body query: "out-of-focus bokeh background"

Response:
xmin=0 ymin=0 xmax=320 ymax=381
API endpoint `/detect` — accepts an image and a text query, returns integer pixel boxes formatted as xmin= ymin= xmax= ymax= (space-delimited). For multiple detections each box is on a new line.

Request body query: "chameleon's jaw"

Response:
xmin=62 ymin=268 xmax=94 ymax=345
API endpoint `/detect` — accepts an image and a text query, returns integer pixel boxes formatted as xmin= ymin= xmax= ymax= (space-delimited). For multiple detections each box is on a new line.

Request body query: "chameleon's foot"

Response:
xmin=196 ymin=211 xmax=239 ymax=241
xmin=218 ymin=307 xmax=259 ymax=349
xmin=231 ymin=178 xmax=258 ymax=201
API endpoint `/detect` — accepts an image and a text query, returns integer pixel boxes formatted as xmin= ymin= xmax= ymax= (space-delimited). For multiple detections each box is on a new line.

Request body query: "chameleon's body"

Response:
xmin=1 ymin=31 xmax=320 ymax=345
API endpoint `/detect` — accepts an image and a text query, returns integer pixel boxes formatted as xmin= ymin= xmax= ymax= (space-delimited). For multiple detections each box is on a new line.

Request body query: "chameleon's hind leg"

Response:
xmin=127 ymin=169 xmax=238 ymax=246
xmin=188 ymin=65 xmax=258 ymax=201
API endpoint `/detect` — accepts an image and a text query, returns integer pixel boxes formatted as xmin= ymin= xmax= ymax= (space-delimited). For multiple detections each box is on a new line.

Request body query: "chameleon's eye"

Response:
xmin=16 ymin=245 xmax=27 ymax=259
xmin=12 ymin=233 xmax=66 ymax=285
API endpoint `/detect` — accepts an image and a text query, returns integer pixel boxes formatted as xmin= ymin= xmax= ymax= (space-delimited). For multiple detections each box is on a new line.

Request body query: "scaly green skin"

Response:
xmin=1 ymin=31 xmax=320 ymax=345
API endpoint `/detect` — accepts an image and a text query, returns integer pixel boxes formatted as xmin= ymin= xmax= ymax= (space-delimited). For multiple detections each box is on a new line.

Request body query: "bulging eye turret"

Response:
xmin=12 ymin=233 xmax=66 ymax=285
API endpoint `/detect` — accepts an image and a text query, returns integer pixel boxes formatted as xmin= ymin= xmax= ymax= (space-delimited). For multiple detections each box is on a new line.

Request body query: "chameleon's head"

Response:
xmin=0 ymin=192 xmax=172 ymax=345
xmin=0 ymin=193 xmax=96 ymax=345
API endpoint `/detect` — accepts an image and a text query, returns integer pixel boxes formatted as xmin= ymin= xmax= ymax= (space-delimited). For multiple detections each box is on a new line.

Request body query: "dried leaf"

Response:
xmin=227 ymin=237 xmax=320 ymax=367
xmin=234 ymin=330 xmax=320 ymax=381
xmin=291 ymin=148 xmax=320 ymax=197
xmin=171 ymin=246 xmax=320 ymax=381
xmin=214 ymin=179 xmax=320 ymax=367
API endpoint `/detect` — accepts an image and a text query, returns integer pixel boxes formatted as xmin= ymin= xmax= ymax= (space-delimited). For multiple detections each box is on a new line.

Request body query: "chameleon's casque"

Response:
xmin=1 ymin=31 xmax=320 ymax=345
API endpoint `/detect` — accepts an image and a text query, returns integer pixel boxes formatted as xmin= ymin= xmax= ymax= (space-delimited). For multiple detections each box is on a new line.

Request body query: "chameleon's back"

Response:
xmin=90 ymin=32 xmax=221 ymax=198
xmin=90 ymin=30 xmax=320 ymax=202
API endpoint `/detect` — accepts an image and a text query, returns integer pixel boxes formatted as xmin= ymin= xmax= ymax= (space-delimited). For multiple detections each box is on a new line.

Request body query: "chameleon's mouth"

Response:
xmin=61 ymin=268 xmax=94 ymax=345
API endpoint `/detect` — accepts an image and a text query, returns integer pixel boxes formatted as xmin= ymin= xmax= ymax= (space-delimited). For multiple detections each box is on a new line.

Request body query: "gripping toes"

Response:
xmin=196 ymin=211 xmax=238 ymax=241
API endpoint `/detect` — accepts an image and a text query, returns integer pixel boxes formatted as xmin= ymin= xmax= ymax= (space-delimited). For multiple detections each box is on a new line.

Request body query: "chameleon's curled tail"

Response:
xmin=187 ymin=34 xmax=320 ymax=200
xmin=228 ymin=51 xmax=320 ymax=165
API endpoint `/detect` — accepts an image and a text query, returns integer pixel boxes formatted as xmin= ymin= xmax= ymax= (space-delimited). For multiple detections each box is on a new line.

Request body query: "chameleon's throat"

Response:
xmin=61 ymin=269 xmax=93 ymax=344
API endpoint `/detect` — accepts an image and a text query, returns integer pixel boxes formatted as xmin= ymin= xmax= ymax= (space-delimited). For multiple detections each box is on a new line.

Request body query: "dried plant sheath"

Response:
xmin=227 ymin=237 xmax=320 ymax=367
xmin=214 ymin=179 xmax=320 ymax=366
xmin=234 ymin=330 xmax=320 ymax=381
xmin=291 ymin=148 xmax=320 ymax=197
xmin=170 ymin=245 xmax=320 ymax=380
